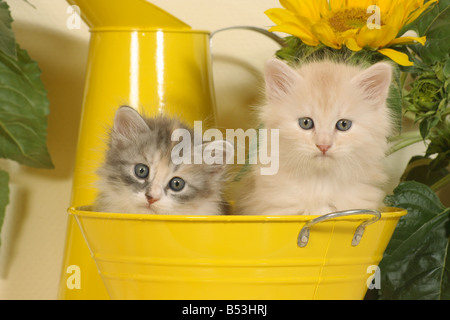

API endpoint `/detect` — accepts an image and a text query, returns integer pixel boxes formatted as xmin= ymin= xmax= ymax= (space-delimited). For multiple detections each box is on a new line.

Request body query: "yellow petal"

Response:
xmin=269 ymin=23 xmax=320 ymax=46
xmin=311 ymin=21 xmax=341 ymax=49
xmin=279 ymin=0 xmax=297 ymax=11
xmin=347 ymin=0 xmax=371 ymax=8
xmin=406 ymin=0 xmax=438 ymax=25
xmin=356 ymin=26 xmax=376 ymax=48
xmin=377 ymin=25 xmax=402 ymax=47
xmin=388 ymin=35 xmax=427 ymax=46
xmin=403 ymin=0 xmax=423 ymax=17
xmin=265 ymin=8 xmax=298 ymax=25
xmin=317 ymin=0 xmax=330 ymax=17
xmin=265 ymin=7 xmax=320 ymax=46
xmin=344 ymin=37 xmax=363 ymax=51
xmin=357 ymin=25 xmax=397 ymax=48
xmin=378 ymin=0 xmax=397 ymax=14
xmin=329 ymin=0 xmax=345 ymax=11
xmin=377 ymin=48 xmax=413 ymax=66
xmin=280 ymin=0 xmax=322 ymax=22
xmin=336 ymin=29 xmax=359 ymax=46
xmin=330 ymin=0 xmax=372 ymax=11
xmin=384 ymin=3 xmax=406 ymax=31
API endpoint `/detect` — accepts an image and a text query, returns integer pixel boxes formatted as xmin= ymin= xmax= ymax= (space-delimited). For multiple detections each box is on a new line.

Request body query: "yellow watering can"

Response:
xmin=58 ymin=0 xmax=406 ymax=300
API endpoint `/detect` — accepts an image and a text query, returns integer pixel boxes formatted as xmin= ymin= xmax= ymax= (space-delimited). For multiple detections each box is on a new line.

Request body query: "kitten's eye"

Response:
xmin=169 ymin=177 xmax=185 ymax=192
xmin=298 ymin=117 xmax=314 ymax=130
xmin=336 ymin=119 xmax=352 ymax=131
xmin=134 ymin=163 xmax=149 ymax=179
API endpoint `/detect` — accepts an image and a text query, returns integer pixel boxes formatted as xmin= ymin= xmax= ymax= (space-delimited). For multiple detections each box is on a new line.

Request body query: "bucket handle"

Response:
xmin=210 ymin=26 xmax=286 ymax=47
xmin=297 ymin=209 xmax=381 ymax=248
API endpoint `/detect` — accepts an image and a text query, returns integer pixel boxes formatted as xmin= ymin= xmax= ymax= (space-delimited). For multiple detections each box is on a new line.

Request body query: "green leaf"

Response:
xmin=401 ymin=155 xmax=449 ymax=186
xmin=0 ymin=0 xmax=16 ymax=59
xmin=414 ymin=3 xmax=450 ymax=64
xmin=406 ymin=0 xmax=449 ymax=36
xmin=0 ymin=45 xmax=53 ymax=168
xmin=380 ymin=181 xmax=450 ymax=300
xmin=425 ymin=120 xmax=450 ymax=173
xmin=0 ymin=169 xmax=9 ymax=248
xmin=444 ymin=59 xmax=450 ymax=78
xmin=419 ymin=115 xmax=440 ymax=139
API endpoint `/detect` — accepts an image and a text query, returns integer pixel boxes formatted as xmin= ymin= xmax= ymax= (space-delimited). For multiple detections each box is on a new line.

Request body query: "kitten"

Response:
xmin=236 ymin=59 xmax=393 ymax=215
xmin=95 ymin=106 xmax=228 ymax=215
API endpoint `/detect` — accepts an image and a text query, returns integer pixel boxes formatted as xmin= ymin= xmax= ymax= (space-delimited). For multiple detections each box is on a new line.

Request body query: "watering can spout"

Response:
xmin=66 ymin=0 xmax=191 ymax=29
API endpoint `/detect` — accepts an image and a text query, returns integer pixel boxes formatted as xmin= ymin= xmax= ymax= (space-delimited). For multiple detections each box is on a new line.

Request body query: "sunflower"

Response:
xmin=265 ymin=0 xmax=438 ymax=66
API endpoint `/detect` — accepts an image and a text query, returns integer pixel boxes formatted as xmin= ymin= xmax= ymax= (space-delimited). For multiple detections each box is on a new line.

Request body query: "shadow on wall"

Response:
xmin=13 ymin=22 xmax=88 ymax=180
xmin=0 ymin=23 xmax=88 ymax=283
xmin=0 ymin=184 xmax=28 ymax=278
xmin=213 ymin=53 xmax=264 ymax=131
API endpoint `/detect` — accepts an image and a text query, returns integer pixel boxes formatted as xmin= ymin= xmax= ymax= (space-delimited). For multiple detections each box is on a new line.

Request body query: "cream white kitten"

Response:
xmin=236 ymin=59 xmax=393 ymax=215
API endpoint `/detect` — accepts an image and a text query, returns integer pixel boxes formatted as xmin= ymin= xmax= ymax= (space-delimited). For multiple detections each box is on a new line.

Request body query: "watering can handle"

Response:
xmin=297 ymin=209 xmax=381 ymax=248
xmin=210 ymin=26 xmax=286 ymax=48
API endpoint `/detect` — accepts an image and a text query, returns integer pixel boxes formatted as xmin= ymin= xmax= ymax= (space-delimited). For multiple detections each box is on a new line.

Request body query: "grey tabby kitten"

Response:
xmin=95 ymin=106 xmax=228 ymax=215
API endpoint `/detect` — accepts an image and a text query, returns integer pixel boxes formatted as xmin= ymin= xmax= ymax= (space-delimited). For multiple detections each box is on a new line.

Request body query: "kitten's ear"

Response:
xmin=351 ymin=62 xmax=392 ymax=106
xmin=265 ymin=59 xmax=301 ymax=101
xmin=113 ymin=106 xmax=149 ymax=141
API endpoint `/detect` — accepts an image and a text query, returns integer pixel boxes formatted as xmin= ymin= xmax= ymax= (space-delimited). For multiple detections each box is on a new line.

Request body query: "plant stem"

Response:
xmin=400 ymin=72 xmax=408 ymax=90
xmin=441 ymin=108 xmax=450 ymax=118
xmin=399 ymin=157 xmax=432 ymax=182
xmin=431 ymin=172 xmax=450 ymax=192
xmin=23 ymin=0 xmax=36 ymax=8
xmin=388 ymin=131 xmax=422 ymax=142
xmin=402 ymin=111 xmax=416 ymax=122
xmin=387 ymin=131 xmax=424 ymax=155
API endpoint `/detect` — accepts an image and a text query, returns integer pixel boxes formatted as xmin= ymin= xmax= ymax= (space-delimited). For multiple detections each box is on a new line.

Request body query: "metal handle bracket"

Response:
xmin=297 ymin=209 xmax=381 ymax=248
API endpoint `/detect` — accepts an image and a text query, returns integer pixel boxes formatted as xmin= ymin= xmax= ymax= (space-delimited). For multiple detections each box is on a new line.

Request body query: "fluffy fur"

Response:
xmin=95 ymin=106 xmax=228 ymax=215
xmin=236 ymin=59 xmax=394 ymax=215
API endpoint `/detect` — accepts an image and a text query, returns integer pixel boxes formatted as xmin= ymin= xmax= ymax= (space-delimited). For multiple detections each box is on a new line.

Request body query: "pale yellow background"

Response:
xmin=0 ymin=0 xmax=444 ymax=299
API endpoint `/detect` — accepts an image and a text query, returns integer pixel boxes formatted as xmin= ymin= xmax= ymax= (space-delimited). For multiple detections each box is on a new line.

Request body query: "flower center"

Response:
xmin=328 ymin=8 xmax=371 ymax=32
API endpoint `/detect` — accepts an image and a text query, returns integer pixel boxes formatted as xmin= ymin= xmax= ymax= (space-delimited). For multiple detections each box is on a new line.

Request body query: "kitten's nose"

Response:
xmin=316 ymin=144 xmax=331 ymax=155
xmin=146 ymin=194 xmax=159 ymax=205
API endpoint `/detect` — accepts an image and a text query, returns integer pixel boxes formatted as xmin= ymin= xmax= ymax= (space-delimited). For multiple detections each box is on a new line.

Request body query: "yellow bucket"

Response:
xmin=59 ymin=0 xmax=407 ymax=300
xmin=69 ymin=206 xmax=406 ymax=300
